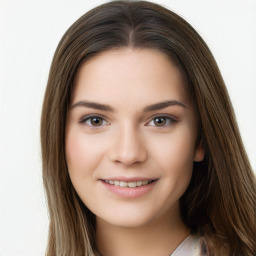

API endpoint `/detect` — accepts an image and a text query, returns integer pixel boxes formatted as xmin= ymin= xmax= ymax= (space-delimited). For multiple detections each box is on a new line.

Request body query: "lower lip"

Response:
xmin=101 ymin=180 xmax=157 ymax=198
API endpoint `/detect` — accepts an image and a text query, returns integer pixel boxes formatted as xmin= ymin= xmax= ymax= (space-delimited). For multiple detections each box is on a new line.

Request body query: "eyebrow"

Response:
xmin=70 ymin=100 xmax=114 ymax=111
xmin=70 ymin=100 xmax=187 ymax=112
xmin=143 ymin=100 xmax=187 ymax=112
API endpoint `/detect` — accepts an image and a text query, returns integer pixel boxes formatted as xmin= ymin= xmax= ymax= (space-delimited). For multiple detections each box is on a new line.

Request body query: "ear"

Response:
xmin=194 ymin=141 xmax=204 ymax=162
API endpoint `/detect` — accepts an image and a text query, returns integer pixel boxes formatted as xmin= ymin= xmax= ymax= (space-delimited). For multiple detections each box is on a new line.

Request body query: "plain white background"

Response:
xmin=0 ymin=0 xmax=255 ymax=255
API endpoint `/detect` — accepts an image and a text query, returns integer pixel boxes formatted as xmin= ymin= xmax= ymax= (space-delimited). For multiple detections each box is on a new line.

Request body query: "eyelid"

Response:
xmin=146 ymin=114 xmax=178 ymax=127
xmin=78 ymin=114 xmax=109 ymax=126
xmin=77 ymin=113 xmax=178 ymax=127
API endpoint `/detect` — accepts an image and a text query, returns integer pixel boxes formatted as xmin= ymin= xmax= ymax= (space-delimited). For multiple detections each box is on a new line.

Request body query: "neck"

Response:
xmin=95 ymin=208 xmax=190 ymax=256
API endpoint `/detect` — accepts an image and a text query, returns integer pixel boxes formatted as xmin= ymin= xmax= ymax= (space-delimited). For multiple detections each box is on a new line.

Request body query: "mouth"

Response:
xmin=100 ymin=178 xmax=158 ymax=198
xmin=103 ymin=179 xmax=156 ymax=188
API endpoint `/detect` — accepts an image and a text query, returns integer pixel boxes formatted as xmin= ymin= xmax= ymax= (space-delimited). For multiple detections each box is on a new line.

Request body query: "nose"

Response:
xmin=108 ymin=124 xmax=147 ymax=166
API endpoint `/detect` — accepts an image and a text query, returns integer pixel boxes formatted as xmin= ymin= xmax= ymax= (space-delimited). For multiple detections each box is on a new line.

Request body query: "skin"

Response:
xmin=65 ymin=48 xmax=204 ymax=256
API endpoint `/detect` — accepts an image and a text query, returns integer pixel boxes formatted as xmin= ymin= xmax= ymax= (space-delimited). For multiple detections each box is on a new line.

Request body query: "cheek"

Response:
xmin=65 ymin=128 xmax=105 ymax=177
xmin=66 ymin=135 xmax=84 ymax=169
xmin=149 ymin=126 xmax=196 ymax=178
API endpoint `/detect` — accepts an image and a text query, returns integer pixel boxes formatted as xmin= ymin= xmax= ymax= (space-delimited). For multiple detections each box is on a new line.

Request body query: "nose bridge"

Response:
xmin=109 ymin=122 xmax=147 ymax=166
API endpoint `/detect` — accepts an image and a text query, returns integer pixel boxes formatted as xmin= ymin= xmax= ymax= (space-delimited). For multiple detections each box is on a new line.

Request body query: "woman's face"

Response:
xmin=65 ymin=48 xmax=204 ymax=228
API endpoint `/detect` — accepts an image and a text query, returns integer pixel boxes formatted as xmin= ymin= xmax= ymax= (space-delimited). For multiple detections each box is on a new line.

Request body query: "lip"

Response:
xmin=101 ymin=176 xmax=157 ymax=182
xmin=100 ymin=177 xmax=158 ymax=198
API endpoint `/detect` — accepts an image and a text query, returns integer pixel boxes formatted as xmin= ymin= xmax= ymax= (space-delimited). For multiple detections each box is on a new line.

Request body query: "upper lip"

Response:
xmin=100 ymin=176 xmax=158 ymax=182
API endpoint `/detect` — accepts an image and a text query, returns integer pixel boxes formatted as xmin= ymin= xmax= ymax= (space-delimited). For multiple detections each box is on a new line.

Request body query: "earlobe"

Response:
xmin=194 ymin=142 xmax=204 ymax=162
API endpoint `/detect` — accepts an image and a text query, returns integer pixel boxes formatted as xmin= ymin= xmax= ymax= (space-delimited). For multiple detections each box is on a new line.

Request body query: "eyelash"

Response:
xmin=147 ymin=115 xmax=178 ymax=127
xmin=78 ymin=114 xmax=177 ymax=128
xmin=78 ymin=114 xmax=109 ymax=127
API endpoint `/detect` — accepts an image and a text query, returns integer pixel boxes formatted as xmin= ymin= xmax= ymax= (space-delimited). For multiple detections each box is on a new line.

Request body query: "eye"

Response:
xmin=80 ymin=116 xmax=109 ymax=127
xmin=147 ymin=116 xmax=176 ymax=127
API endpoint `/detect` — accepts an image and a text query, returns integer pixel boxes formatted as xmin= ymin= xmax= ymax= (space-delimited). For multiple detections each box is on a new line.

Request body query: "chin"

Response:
xmin=95 ymin=207 xmax=165 ymax=229
xmin=100 ymin=217 xmax=153 ymax=229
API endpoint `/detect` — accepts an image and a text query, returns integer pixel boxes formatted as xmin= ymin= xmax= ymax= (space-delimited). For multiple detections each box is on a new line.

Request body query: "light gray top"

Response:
xmin=170 ymin=234 xmax=209 ymax=256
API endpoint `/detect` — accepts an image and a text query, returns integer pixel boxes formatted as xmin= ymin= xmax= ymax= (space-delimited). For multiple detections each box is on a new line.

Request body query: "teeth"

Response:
xmin=136 ymin=181 xmax=143 ymax=186
xmin=104 ymin=179 xmax=153 ymax=188
xmin=120 ymin=181 xmax=127 ymax=187
xmin=128 ymin=182 xmax=137 ymax=188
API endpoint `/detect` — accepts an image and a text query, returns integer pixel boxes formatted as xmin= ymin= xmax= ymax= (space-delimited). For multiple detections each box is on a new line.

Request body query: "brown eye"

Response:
xmin=153 ymin=117 xmax=167 ymax=126
xmin=80 ymin=116 xmax=108 ymax=127
xmin=90 ymin=117 xmax=103 ymax=126
xmin=147 ymin=116 xmax=176 ymax=127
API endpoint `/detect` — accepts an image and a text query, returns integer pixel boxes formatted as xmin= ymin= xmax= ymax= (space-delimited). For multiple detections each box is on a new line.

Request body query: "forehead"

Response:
xmin=72 ymin=48 xmax=190 ymax=107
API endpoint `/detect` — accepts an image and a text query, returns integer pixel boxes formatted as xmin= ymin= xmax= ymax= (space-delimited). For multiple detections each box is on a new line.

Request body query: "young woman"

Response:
xmin=41 ymin=1 xmax=255 ymax=255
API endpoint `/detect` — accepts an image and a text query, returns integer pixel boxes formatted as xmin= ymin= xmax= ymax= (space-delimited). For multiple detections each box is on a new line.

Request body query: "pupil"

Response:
xmin=92 ymin=117 xmax=102 ymax=126
xmin=154 ymin=117 xmax=166 ymax=126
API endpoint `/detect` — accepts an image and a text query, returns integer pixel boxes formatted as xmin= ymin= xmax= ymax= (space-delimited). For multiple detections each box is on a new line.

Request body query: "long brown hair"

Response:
xmin=41 ymin=1 xmax=255 ymax=255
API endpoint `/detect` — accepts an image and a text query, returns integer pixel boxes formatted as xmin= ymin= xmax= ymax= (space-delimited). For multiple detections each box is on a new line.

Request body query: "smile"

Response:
xmin=104 ymin=180 xmax=155 ymax=188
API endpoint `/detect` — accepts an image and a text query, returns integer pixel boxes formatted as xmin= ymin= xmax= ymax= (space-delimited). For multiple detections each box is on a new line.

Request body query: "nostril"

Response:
xmin=108 ymin=129 xmax=148 ymax=165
